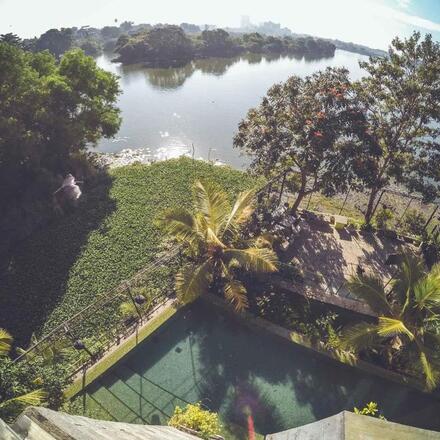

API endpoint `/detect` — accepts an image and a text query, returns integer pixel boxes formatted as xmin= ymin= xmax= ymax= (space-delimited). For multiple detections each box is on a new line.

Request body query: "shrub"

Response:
xmin=401 ymin=209 xmax=426 ymax=237
xmin=374 ymin=206 xmax=394 ymax=230
xmin=168 ymin=403 xmax=222 ymax=439
xmin=353 ymin=401 xmax=386 ymax=420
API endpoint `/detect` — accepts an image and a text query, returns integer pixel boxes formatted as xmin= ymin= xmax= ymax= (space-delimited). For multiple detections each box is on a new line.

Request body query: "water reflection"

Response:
xmin=112 ymin=53 xmax=338 ymax=91
xmin=95 ymin=50 xmax=368 ymax=167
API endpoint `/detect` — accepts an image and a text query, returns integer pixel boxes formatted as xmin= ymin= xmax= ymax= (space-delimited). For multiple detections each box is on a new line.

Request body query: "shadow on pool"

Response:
xmin=79 ymin=300 xmax=440 ymax=438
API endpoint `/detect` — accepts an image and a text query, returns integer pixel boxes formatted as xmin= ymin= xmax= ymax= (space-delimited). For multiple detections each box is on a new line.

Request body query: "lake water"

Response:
xmin=96 ymin=50 xmax=368 ymax=168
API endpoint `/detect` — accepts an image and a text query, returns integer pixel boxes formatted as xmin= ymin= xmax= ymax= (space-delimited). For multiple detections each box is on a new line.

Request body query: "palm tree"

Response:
xmin=157 ymin=180 xmax=278 ymax=311
xmin=0 ymin=328 xmax=47 ymax=411
xmin=341 ymin=252 xmax=440 ymax=390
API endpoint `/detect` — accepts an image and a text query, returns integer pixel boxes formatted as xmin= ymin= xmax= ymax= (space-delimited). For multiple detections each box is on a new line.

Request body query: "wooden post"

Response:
xmin=277 ymin=171 xmax=287 ymax=206
xmin=306 ymin=192 xmax=313 ymax=210
xmin=126 ymin=282 xmax=143 ymax=319
xmin=424 ymin=205 xmax=439 ymax=233
xmin=399 ymin=197 xmax=413 ymax=223
xmin=339 ymin=187 xmax=351 ymax=215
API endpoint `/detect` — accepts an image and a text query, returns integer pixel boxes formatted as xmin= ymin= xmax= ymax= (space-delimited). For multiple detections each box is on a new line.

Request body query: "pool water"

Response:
xmin=78 ymin=301 xmax=440 ymax=438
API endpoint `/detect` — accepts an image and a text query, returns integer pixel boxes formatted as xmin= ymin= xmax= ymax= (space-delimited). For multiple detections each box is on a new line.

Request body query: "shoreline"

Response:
xmin=95 ymin=147 xmax=227 ymax=169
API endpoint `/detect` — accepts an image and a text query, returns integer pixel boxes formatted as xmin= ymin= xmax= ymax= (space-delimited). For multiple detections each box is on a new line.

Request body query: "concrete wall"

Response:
xmin=266 ymin=411 xmax=440 ymax=440
xmin=11 ymin=407 xmax=201 ymax=440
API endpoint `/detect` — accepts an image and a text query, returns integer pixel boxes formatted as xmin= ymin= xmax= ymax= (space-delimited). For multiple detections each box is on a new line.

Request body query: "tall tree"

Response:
xmin=234 ymin=67 xmax=373 ymax=213
xmin=0 ymin=33 xmax=22 ymax=47
xmin=355 ymin=32 xmax=440 ymax=224
xmin=0 ymin=44 xmax=121 ymax=242
xmin=34 ymin=28 xmax=74 ymax=58
xmin=341 ymin=252 xmax=440 ymax=390
xmin=157 ymin=180 xmax=278 ymax=311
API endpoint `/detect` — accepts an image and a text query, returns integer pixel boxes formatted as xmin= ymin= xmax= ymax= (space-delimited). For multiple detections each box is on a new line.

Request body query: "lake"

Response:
xmin=96 ymin=50 xmax=368 ymax=168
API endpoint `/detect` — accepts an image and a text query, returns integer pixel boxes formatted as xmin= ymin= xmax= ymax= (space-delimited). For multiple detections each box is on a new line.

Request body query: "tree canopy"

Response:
xmin=0 ymin=43 xmax=121 ymax=242
xmin=234 ymin=67 xmax=374 ymax=212
xmin=355 ymin=32 xmax=440 ymax=223
xmin=33 ymin=28 xmax=74 ymax=58
xmin=114 ymin=26 xmax=335 ymax=65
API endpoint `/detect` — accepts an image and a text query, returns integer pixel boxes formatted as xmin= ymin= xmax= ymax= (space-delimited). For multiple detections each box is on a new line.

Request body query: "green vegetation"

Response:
xmin=157 ymin=180 xmax=277 ymax=311
xmin=1 ymin=158 xmax=260 ymax=344
xmin=0 ymin=328 xmax=67 ymax=422
xmin=234 ymin=67 xmax=372 ymax=213
xmin=355 ymin=33 xmax=440 ymax=223
xmin=0 ymin=43 xmax=121 ymax=259
xmin=234 ymin=32 xmax=440 ymax=225
xmin=114 ymin=25 xmax=335 ymax=65
xmin=168 ymin=402 xmax=222 ymax=440
xmin=354 ymin=401 xmax=386 ymax=420
xmin=341 ymin=252 xmax=440 ymax=390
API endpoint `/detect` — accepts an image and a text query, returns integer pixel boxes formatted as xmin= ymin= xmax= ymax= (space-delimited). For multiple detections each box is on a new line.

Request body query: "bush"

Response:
xmin=374 ymin=206 xmax=394 ymax=230
xmin=401 ymin=209 xmax=426 ymax=237
xmin=0 ymin=356 xmax=70 ymax=422
xmin=168 ymin=403 xmax=222 ymax=439
xmin=354 ymin=401 xmax=386 ymax=420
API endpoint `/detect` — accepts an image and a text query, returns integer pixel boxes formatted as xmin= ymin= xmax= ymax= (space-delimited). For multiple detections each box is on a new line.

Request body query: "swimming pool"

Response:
xmin=78 ymin=300 xmax=440 ymax=438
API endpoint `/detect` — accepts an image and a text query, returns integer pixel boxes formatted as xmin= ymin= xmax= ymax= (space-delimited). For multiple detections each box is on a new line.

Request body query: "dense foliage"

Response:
xmin=355 ymin=33 xmax=440 ymax=223
xmin=0 ymin=43 xmax=121 ymax=259
xmin=1 ymin=159 xmax=260 ymax=345
xmin=114 ymin=25 xmax=335 ymax=65
xmin=168 ymin=403 xmax=222 ymax=440
xmin=0 ymin=329 xmax=69 ymax=422
xmin=234 ymin=67 xmax=375 ymax=212
xmin=158 ymin=180 xmax=278 ymax=311
xmin=341 ymin=252 xmax=440 ymax=390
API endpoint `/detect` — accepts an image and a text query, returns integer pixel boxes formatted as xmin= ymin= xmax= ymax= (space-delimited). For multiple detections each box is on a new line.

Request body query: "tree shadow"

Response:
xmin=0 ymin=173 xmax=116 ymax=345
xmin=284 ymin=223 xmax=347 ymax=294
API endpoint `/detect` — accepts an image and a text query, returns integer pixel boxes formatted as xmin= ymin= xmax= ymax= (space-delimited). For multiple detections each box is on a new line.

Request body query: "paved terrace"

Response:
xmin=276 ymin=211 xmax=416 ymax=314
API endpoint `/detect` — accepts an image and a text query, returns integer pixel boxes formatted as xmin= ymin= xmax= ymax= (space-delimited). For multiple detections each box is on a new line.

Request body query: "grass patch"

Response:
xmin=1 ymin=158 xmax=261 ymax=345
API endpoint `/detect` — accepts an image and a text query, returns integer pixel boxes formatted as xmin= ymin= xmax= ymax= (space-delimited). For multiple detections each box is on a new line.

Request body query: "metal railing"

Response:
xmin=14 ymin=247 xmax=182 ymax=378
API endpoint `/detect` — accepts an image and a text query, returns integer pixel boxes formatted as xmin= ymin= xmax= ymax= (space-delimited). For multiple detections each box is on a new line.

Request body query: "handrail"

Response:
xmin=13 ymin=247 xmax=181 ymax=363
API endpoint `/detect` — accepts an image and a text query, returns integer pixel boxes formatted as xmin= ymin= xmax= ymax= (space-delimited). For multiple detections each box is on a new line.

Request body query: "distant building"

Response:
xmin=240 ymin=15 xmax=252 ymax=29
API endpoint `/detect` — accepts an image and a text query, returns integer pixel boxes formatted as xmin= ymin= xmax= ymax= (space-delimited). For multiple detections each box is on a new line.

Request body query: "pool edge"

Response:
xmin=201 ymin=294 xmax=433 ymax=397
xmin=64 ymin=299 xmax=180 ymax=399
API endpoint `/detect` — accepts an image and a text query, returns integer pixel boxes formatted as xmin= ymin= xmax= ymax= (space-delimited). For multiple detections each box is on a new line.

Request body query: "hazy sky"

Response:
xmin=1 ymin=0 xmax=439 ymax=49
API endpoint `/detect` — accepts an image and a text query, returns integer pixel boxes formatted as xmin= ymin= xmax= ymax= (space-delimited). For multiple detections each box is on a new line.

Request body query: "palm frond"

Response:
xmin=0 ymin=389 xmax=47 ymax=409
xmin=224 ymin=247 xmax=278 ymax=273
xmin=392 ymin=251 xmax=425 ymax=308
xmin=222 ymin=189 xmax=256 ymax=237
xmin=224 ymin=280 xmax=249 ymax=312
xmin=413 ymin=270 xmax=440 ymax=311
xmin=157 ymin=208 xmax=201 ymax=246
xmin=346 ymin=273 xmax=393 ymax=316
xmin=0 ymin=328 xmax=13 ymax=356
xmin=377 ymin=317 xmax=414 ymax=340
xmin=175 ymin=260 xmax=212 ymax=304
xmin=193 ymin=180 xmax=230 ymax=233
xmin=340 ymin=322 xmax=382 ymax=351
xmin=417 ymin=348 xmax=439 ymax=391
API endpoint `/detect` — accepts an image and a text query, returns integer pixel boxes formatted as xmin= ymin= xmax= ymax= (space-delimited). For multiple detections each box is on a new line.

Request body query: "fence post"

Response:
xmin=424 ymin=205 xmax=439 ymax=233
xmin=339 ymin=187 xmax=351 ymax=215
xmin=277 ymin=171 xmax=287 ymax=206
xmin=398 ymin=197 xmax=413 ymax=223
xmin=125 ymin=282 xmax=143 ymax=320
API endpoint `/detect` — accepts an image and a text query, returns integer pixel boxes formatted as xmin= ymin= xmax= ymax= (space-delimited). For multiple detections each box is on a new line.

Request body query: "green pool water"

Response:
xmin=78 ymin=301 xmax=440 ymax=438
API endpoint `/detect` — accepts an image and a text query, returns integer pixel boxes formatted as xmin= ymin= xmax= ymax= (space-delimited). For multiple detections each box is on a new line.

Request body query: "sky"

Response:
xmin=0 ymin=0 xmax=439 ymax=49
